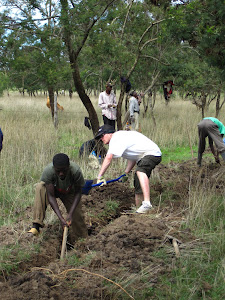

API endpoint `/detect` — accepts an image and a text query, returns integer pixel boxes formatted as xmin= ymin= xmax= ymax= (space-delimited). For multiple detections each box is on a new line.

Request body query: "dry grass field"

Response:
xmin=0 ymin=91 xmax=224 ymax=299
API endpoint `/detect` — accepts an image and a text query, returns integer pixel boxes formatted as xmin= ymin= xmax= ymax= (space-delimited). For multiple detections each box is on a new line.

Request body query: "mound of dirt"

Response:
xmin=0 ymin=160 xmax=224 ymax=299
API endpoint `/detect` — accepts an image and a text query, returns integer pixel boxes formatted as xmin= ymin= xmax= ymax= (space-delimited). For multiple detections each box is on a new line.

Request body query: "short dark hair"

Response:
xmin=53 ymin=153 xmax=70 ymax=167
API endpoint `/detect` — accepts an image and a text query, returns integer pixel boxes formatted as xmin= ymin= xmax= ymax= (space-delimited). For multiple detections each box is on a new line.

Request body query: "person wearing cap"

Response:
xmin=95 ymin=125 xmax=162 ymax=213
xmin=28 ymin=153 xmax=88 ymax=243
xmin=197 ymin=117 xmax=225 ymax=166
xmin=129 ymin=90 xmax=141 ymax=131
xmin=98 ymin=82 xmax=117 ymax=130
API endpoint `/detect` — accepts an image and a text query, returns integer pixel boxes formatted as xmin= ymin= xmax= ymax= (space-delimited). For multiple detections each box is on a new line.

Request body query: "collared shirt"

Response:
xmin=129 ymin=96 xmax=140 ymax=117
xmin=98 ymin=91 xmax=117 ymax=120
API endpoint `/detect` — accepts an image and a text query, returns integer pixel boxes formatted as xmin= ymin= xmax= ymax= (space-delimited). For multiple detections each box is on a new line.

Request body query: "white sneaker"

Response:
xmin=136 ymin=201 xmax=152 ymax=214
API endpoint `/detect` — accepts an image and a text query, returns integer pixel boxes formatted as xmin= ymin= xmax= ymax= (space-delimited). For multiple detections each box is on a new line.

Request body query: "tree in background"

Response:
xmin=0 ymin=0 xmax=70 ymax=118
xmin=1 ymin=0 xmax=224 ymax=130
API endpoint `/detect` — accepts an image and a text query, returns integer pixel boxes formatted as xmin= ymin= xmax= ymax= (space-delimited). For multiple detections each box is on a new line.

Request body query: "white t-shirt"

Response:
xmin=107 ymin=131 xmax=161 ymax=161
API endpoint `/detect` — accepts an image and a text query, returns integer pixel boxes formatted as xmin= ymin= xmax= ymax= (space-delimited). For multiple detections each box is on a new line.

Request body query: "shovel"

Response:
xmin=82 ymin=174 xmax=126 ymax=195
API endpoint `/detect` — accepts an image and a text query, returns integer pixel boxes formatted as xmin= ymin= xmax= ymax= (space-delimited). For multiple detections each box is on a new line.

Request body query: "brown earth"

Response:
xmin=0 ymin=159 xmax=224 ymax=299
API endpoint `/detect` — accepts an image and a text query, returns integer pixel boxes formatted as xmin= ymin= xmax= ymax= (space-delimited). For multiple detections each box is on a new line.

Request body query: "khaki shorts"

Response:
xmin=134 ymin=155 xmax=161 ymax=194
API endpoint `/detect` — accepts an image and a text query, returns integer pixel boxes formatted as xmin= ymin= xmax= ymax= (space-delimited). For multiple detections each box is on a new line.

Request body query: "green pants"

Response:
xmin=33 ymin=181 xmax=88 ymax=241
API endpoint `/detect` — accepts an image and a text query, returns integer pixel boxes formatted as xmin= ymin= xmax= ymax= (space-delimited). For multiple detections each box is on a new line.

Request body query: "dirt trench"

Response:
xmin=0 ymin=160 xmax=224 ymax=299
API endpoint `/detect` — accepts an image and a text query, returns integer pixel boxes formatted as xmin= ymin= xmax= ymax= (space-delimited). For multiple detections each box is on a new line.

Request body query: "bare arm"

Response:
xmin=46 ymin=184 xmax=68 ymax=228
xmin=125 ymin=160 xmax=136 ymax=173
xmin=67 ymin=188 xmax=82 ymax=223
xmin=97 ymin=153 xmax=114 ymax=179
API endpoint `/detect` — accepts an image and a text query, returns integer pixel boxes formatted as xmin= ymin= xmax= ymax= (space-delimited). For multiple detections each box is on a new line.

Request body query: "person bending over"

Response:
xmin=28 ymin=153 xmax=87 ymax=243
xmin=197 ymin=117 xmax=225 ymax=166
xmin=95 ymin=125 xmax=162 ymax=214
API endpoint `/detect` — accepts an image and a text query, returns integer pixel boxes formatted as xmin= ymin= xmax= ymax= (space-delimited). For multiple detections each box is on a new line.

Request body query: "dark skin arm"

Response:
xmin=209 ymin=139 xmax=220 ymax=164
xmin=46 ymin=184 xmax=82 ymax=228
xmin=66 ymin=187 xmax=82 ymax=223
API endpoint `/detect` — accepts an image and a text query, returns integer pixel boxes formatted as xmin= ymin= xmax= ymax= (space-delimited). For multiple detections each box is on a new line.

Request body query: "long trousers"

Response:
xmin=198 ymin=119 xmax=225 ymax=154
xmin=131 ymin=112 xmax=139 ymax=131
xmin=33 ymin=182 xmax=88 ymax=242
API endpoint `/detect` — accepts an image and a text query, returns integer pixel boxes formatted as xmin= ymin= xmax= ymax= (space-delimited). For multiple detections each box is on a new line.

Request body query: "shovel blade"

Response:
xmin=82 ymin=180 xmax=94 ymax=195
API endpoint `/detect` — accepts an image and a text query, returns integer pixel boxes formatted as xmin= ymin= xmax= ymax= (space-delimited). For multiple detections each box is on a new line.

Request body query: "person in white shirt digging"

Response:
xmin=95 ymin=124 xmax=162 ymax=214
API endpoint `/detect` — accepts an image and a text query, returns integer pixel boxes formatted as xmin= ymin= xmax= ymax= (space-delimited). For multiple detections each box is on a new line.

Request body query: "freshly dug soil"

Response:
xmin=0 ymin=160 xmax=223 ymax=299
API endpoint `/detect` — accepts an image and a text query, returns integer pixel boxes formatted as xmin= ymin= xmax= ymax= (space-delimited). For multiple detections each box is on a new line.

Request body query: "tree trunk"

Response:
xmin=201 ymin=92 xmax=207 ymax=119
xmin=71 ymin=60 xmax=99 ymax=135
xmin=215 ymin=91 xmax=221 ymax=118
xmin=54 ymin=93 xmax=58 ymax=129
xmin=117 ymin=82 xmax=126 ymax=130
xmin=60 ymin=0 xmax=99 ymax=136
xmin=149 ymin=93 xmax=156 ymax=127
xmin=48 ymin=86 xmax=54 ymax=119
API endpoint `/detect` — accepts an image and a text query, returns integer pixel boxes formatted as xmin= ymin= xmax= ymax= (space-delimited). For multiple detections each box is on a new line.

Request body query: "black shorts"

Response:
xmin=134 ymin=155 xmax=161 ymax=194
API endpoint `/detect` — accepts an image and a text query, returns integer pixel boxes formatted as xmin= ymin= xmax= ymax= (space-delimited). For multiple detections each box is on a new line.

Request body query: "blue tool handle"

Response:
xmin=91 ymin=174 xmax=126 ymax=187
xmin=106 ymin=174 xmax=126 ymax=183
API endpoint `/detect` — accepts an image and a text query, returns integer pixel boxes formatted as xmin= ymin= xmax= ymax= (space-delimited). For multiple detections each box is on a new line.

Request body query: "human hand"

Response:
xmin=60 ymin=218 xmax=69 ymax=229
xmin=97 ymin=177 xmax=107 ymax=186
xmin=66 ymin=218 xmax=72 ymax=227
xmin=121 ymin=173 xmax=129 ymax=183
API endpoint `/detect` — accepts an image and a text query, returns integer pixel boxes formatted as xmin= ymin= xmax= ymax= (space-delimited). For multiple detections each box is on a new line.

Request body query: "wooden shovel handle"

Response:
xmin=172 ymin=239 xmax=180 ymax=257
xmin=60 ymin=226 xmax=68 ymax=260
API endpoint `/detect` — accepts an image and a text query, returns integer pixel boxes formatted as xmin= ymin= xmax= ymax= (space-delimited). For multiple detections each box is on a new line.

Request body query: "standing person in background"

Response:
xmin=0 ymin=127 xmax=3 ymax=152
xmin=28 ymin=153 xmax=87 ymax=243
xmin=197 ymin=117 xmax=225 ymax=166
xmin=98 ymin=82 xmax=117 ymax=130
xmin=129 ymin=91 xmax=141 ymax=131
xmin=95 ymin=125 xmax=162 ymax=214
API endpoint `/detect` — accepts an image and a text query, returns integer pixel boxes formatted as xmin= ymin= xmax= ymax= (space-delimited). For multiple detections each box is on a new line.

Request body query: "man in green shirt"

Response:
xmin=28 ymin=153 xmax=87 ymax=242
xmin=197 ymin=117 xmax=225 ymax=166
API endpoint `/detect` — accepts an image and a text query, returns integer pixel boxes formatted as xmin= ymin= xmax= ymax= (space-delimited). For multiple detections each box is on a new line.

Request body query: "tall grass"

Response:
xmin=0 ymin=91 xmax=225 ymax=297
xmin=0 ymin=91 xmax=225 ymax=222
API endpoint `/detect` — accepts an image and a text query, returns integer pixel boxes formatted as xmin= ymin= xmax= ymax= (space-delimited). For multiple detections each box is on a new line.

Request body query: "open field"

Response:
xmin=0 ymin=92 xmax=224 ymax=299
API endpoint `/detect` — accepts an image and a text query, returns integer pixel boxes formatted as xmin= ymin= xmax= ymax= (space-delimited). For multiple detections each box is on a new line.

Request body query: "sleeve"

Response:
xmin=40 ymin=165 xmax=55 ymax=184
xmin=108 ymin=135 xmax=127 ymax=158
xmin=98 ymin=93 xmax=108 ymax=109
xmin=113 ymin=93 xmax=117 ymax=106
xmin=73 ymin=168 xmax=85 ymax=188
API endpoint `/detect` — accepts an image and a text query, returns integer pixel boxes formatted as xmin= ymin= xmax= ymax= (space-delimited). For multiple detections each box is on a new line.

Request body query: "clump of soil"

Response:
xmin=0 ymin=160 xmax=224 ymax=299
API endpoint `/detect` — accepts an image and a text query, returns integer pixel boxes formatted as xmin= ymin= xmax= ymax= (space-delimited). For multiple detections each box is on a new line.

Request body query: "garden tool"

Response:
xmin=164 ymin=234 xmax=182 ymax=257
xmin=82 ymin=174 xmax=126 ymax=195
xmin=60 ymin=226 xmax=68 ymax=260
